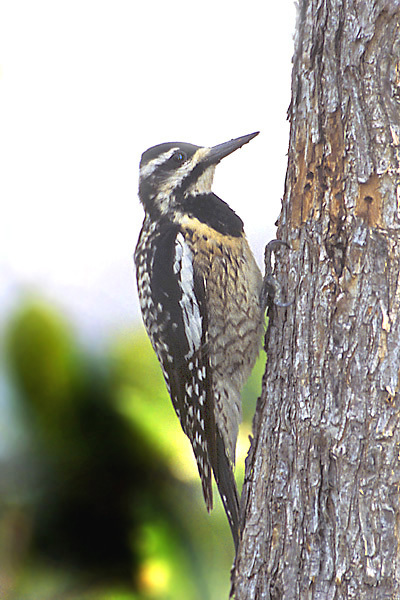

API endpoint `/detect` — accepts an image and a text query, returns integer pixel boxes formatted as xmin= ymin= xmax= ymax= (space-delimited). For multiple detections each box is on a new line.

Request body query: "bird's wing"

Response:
xmin=149 ymin=224 xmax=215 ymax=511
xmin=141 ymin=222 xmax=240 ymax=547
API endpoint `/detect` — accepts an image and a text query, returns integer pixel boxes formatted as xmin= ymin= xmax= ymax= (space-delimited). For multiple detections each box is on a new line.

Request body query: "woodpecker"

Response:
xmin=135 ymin=132 xmax=264 ymax=550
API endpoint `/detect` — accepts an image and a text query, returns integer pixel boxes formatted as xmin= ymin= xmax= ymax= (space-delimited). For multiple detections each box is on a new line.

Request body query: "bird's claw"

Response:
xmin=261 ymin=240 xmax=292 ymax=312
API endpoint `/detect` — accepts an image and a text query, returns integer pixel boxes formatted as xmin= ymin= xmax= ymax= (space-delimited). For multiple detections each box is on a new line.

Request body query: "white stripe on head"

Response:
xmin=139 ymin=148 xmax=178 ymax=180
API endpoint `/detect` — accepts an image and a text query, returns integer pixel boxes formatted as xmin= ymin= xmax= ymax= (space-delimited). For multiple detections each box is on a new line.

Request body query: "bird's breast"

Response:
xmin=180 ymin=214 xmax=263 ymax=365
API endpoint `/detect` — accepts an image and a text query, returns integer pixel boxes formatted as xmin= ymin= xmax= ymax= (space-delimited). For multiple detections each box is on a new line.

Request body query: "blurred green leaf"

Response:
xmin=4 ymin=297 xmax=85 ymax=455
xmin=109 ymin=329 xmax=198 ymax=482
xmin=1 ymin=297 xmax=267 ymax=600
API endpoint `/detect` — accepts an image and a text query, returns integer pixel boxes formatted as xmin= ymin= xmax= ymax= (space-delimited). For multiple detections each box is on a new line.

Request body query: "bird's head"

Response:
xmin=138 ymin=132 xmax=259 ymax=217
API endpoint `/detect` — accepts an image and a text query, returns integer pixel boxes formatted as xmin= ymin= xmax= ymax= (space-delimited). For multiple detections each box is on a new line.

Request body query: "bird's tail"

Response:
xmin=213 ymin=431 xmax=240 ymax=551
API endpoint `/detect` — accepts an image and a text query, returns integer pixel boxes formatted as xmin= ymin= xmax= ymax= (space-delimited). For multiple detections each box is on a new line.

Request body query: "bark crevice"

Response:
xmin=232 ymin=2 xmax=400 ymax=598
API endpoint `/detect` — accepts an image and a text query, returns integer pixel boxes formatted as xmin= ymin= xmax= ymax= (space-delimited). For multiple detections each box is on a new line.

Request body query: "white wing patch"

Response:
xmin=174 ymin=232 xmax=202 ymax=358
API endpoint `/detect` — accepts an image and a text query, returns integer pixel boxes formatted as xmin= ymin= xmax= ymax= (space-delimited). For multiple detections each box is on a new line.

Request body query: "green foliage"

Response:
xmin=5 ymin=298 xmax=83 ymax=410
xmin=109 ymin=327 xmax=236 ymax=598
xmin=2 ymin=296 xmax=266 ymax=599
xmin=110 ymin=331 xmax=185 ymax=467
xmin=4 ymin=298 xmax=86 ymax=457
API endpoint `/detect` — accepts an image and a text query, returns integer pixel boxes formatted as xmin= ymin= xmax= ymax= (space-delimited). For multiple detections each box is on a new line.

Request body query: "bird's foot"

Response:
xmin=260 ymin=239 xmax=292 ymax=312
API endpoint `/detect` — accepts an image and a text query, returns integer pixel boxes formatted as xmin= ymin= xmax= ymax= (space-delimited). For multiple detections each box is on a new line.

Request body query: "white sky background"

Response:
xmin=0 ymin=0 xmax=296 ymax=341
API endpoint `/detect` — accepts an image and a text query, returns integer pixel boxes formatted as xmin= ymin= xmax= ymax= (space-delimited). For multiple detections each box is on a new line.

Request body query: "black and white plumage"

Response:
xmin=135 ymin=133 xmax=264 ymax=550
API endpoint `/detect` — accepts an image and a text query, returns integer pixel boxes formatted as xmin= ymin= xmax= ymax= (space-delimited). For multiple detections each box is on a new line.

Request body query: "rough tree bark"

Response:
xmin=232 ymin=1 xmax=400 ymax=598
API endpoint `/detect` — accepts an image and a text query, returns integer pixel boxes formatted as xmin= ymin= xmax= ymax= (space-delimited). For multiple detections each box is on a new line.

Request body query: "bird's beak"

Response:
xmin=206 ymin=132 xmax=259 ymax=165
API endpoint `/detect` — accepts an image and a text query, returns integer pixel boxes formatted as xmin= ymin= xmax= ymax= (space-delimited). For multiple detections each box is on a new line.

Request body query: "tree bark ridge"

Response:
xmin=232 ymin=1 xmax=400 ymax=598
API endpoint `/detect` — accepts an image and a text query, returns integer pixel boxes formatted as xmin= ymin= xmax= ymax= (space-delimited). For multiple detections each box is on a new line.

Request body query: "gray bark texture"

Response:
xmin=232 ymin=1 xmax=400 ymax=598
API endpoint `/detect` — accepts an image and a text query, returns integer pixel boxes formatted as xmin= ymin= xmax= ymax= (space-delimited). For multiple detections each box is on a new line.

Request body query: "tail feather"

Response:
xmin=214 ymin=431 xmax=240 ymax=551
xmin=189 ymin=398 xmax=240 ymax=550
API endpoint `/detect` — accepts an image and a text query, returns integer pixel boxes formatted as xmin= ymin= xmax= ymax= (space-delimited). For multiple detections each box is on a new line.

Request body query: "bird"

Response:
xmin=134 ymin=132 xmax=264 ymax=550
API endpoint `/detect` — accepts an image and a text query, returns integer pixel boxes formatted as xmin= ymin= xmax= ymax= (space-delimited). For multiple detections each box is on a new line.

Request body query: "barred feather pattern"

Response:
xmin=135 ymin=212 xmax=263 ymax=551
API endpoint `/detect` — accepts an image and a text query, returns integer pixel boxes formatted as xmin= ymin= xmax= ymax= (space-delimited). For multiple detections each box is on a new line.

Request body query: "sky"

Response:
xmin=0 ymin=0 xmax=297 ymax=341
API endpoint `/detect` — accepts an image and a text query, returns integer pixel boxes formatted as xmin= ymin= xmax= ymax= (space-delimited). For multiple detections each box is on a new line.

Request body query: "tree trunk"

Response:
xmin=232 ymin=1 xmax=400 ymax=598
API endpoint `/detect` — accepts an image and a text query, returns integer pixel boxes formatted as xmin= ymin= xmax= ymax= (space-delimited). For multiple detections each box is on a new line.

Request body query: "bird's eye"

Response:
xmin=173 ymin=150 xmax=186 ymax=163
